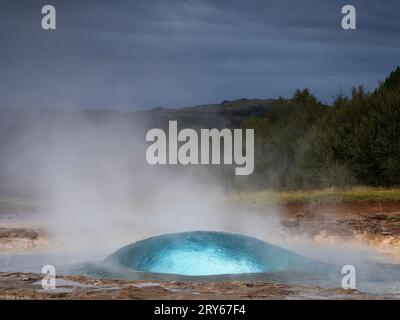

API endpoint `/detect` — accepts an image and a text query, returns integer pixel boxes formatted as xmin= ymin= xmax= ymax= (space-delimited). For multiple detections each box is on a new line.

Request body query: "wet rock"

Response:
xmin=364 ymin=213 xmax=388 ymax=220
xmin=280 ymin=218 xmax=300 ymax=228
xmin=0 ymin=271 xmax=392 ymax=299
xmin=388 ymin=215 xmax=400 ymax=222
xmin=0 ymin=227 xmax=39 ymax=240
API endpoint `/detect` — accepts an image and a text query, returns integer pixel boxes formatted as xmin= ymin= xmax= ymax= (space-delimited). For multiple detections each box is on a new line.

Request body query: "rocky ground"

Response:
xmin=279 ymin=200 xmax=400 ymax=254
xmin=0 ymin=227 xmax=46 ymax=253
xmin=1 ymin=199 xmax=400 ymax=299
xmin=0 ymin=272 xmax=375 ymax=300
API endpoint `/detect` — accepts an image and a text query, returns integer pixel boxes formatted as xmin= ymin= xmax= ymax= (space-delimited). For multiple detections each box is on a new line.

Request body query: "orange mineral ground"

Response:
xmin=1 ymin=199 xmax=400 ymax=299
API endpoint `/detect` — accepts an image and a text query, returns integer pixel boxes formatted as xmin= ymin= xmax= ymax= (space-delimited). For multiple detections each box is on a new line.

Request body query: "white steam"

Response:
xmin=9 ymin=113 xmax=281 ymax=258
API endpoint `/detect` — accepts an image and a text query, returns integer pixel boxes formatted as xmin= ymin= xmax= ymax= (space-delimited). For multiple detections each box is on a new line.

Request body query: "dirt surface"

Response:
xmin=279 ymin=200 xmax=400 ymax=253
xmin=3 ymin=200 xmax=400 ymax=252
xmin=1 ymin=200 xmax=400 ymax=299
xmin=0 ymin=227 xmax=46 ymax=253
xmin=0 ymin=227 xmax=40 ymax=240
xmin=0 ymin=272 xmax=378 ymax=300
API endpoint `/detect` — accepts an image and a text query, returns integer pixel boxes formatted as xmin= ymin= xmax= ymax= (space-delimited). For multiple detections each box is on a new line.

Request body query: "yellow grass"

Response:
xmin=232 ymin=187 xmax=400 ymax=206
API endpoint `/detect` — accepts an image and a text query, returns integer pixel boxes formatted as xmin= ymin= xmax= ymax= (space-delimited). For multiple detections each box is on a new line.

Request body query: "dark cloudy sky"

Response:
xmin=0 ymin=0 xmax=399 ymax=109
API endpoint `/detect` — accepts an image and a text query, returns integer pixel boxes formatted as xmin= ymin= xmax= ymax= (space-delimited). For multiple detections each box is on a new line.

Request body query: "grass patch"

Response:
xmin=232 ymin=187 xmax=400 ymax=206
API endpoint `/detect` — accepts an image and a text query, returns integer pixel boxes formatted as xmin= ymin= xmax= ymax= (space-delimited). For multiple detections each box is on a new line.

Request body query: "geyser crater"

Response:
xmin=104 ymin=231 xmax=325 ymax=276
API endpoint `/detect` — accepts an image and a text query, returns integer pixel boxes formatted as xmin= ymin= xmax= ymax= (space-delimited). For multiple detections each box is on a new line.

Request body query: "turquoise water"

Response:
xmin=1 ymin=231 xmax=400 ymax=297
xmin=102 ymin=231 xmax=329 ymax=276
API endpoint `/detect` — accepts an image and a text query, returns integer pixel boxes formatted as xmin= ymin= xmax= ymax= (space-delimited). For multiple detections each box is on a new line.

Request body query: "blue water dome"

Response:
xmin=104 ymin=231 xmax=326 ymax=276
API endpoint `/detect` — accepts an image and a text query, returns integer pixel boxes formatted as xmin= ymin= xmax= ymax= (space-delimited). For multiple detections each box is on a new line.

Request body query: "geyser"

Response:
xmin=104 ymin=231 xmax=326 ymax=276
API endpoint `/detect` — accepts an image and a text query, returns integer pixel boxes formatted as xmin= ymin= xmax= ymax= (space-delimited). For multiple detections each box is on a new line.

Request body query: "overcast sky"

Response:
xmin=0 ymin=0 xmax=399 ymax=109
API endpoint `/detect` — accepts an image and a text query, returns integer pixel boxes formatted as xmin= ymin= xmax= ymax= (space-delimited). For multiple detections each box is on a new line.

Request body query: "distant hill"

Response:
xmin=0 ymin=98 xmax=277 ymax=195
xmin=0 ymin=97 xmax=277 ymax=131
xmin=141 ymin=98 xmax=277 ymax=128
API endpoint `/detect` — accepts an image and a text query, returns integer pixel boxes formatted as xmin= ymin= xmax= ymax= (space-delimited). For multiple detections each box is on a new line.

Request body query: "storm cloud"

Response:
xmin=0 ymin=0 xmax=399 ymax=109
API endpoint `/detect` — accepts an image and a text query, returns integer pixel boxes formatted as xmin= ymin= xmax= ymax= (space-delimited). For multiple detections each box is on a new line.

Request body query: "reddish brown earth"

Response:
xmin=279 ymin=200 xmax=400 ymax=251
xmin=0 ymin=272 xmax=374 ymax=300
xmin=1 ymin=200 xmax=400 ymax=299
xmin=0 ymin=227 xmax=40 ymax=240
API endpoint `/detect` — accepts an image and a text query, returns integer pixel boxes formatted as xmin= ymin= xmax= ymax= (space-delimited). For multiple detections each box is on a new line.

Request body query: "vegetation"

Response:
xmin=241 ymin=66 xmax=400 ymax=190
xmin=233 ymin=187 xmax=400 ymax=206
